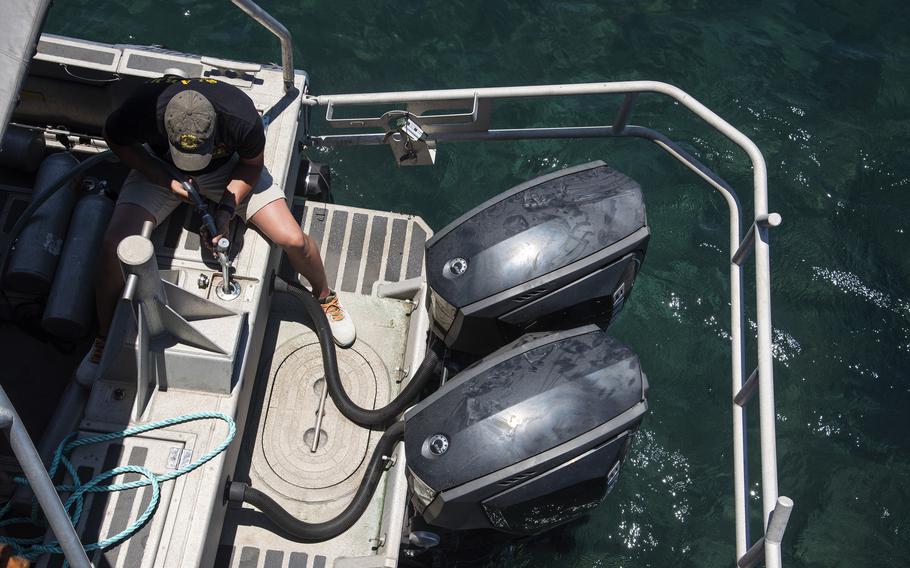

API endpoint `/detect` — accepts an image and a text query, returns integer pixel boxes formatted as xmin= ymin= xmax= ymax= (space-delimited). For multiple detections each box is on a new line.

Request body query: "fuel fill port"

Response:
xmin=212 ymin=274 xmax=242 ymax=301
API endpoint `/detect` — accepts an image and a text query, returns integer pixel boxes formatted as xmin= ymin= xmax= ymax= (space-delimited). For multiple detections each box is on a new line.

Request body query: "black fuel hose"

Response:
xmin=272 ymin=276 xmax=440 ymax=428
xmin=227 ymin=420 xmax=405 ymax=543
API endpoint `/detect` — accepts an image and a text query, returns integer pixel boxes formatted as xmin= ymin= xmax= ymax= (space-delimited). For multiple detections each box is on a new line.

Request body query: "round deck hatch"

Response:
xmin=256 ymin=337 xmax=390 ymax=502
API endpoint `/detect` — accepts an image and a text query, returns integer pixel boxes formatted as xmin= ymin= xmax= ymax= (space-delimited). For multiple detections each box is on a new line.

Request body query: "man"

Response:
xmin=76 ymin=77 xmax=356 ymax=383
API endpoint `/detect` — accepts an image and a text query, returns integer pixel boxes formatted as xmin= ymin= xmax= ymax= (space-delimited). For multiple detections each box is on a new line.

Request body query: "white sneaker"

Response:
xmin=75 ymin=336 xmax=106 ymax=387
xmin=320 ymin=291 xmax=356 ymax=348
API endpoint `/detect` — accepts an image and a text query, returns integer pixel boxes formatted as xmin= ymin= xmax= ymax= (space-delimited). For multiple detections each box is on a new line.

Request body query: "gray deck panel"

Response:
xmin=238 ymin=547 xmax=259 ymax=568
xmin=288 ymin=552 xmax=308 ymax=568
xmin=361 ymin=215 xmax=388 ymax=295
xmin=38 ymin=39 xmax=117 ymax=66
xmin=83 ymin=445 xmax=125 ymax=563
xmin=124 ymin=486 xmax=154 ymax=567
xmin=127 ymin=53 xmax=203 ymax=78
xmin=339 ymin=213 xmax=368 ymax=293
xmin=323 ymin=210 xmax=348 ymax=290
xmin=406 ymin=223 xmax=426 ymax=279
xmin=307 ymin=206 xmax=329 ymax=249
xmin=100 ymin=446 xmax=149 ymax=566
xmin=384 ymin=218 xmax=408 ymax=282
xmin=263 ymin=549 xmax=284 ymax=568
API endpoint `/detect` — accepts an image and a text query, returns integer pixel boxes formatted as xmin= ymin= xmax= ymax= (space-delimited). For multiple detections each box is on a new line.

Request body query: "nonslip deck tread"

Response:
xmin=292 ymin=201 xmax=431 ymax=296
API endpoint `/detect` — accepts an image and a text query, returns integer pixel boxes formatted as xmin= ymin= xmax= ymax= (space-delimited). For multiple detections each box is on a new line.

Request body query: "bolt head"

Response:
xmin=444 ymin=257 xmax=468 ymax=279
xmin=427 ymin=434 xmax=449 ymax=456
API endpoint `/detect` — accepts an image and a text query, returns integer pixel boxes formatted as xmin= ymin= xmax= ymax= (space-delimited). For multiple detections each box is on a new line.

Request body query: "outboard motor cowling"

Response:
xmin=426 ymin=161 xmax=649 ymax=355
xmin=404 ymin=325 xmax=647 ymax=534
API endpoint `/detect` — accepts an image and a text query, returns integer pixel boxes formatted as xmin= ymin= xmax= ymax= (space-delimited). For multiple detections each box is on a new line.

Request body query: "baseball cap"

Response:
xmin=163 ymin=90 xmax=216 ymax=172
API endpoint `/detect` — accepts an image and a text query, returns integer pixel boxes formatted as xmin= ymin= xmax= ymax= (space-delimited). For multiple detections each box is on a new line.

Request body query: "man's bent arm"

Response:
xmin=221 ymin=152 xmax=264 ymax=208
xmin=105 ymin=139 xmax=170 ymax=186
xmin=104 ymin=138 xmax=190 ymax=200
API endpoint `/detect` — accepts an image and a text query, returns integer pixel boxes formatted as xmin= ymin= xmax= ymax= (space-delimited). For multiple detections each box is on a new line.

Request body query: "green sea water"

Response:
xmin=45 ymin=1 xmax=910 ymax=566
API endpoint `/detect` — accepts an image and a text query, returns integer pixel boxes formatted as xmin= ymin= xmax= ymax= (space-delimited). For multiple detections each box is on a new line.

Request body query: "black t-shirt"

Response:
xmin=104 ymin=77 xmax=266 ymax=174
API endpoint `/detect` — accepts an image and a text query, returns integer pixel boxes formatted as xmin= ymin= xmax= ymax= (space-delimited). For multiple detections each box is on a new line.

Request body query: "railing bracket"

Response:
xmin=732 ymin=212 xmax=782 ymax=266
xmin=734 ymin=368 xmax=759 ymax=407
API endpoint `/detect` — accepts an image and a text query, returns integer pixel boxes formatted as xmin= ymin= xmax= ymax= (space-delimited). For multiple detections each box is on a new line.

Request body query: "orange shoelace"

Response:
xmin=321 ymin=296 xmax=345 ymax=322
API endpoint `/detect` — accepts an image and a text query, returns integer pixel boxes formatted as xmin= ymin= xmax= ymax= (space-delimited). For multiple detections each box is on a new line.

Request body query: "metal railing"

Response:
xmin=230 ymin=0 xmax=294 ymax=91
xmin=304 ymin=81 xmax=792 ymax=567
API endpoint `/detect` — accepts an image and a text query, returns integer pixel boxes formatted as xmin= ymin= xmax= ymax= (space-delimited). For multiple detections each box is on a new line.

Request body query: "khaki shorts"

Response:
xmin=117 ymin=155 xmax=285 ymax=225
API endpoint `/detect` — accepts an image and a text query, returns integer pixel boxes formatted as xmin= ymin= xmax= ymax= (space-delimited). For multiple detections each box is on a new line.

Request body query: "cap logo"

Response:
xmin=178 ymin=133 xmax=200 ymax=150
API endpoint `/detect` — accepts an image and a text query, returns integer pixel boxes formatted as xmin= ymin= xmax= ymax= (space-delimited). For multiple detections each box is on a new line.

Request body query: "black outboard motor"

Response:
xmin=404 ymin=325 xmax=647 ymax=534
xmin=425 ymin=161 xmax=649 ymax=355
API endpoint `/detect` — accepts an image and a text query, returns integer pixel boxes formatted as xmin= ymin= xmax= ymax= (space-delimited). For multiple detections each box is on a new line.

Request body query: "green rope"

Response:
xmin=0 ymin=411 xmax=235 ymax=562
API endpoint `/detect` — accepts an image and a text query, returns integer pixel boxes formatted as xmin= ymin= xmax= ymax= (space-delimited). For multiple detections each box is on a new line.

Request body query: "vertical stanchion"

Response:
xmin=751 ymin=155 xmax=782 ymax=567
xmin=730 ymin=233 xmax=749 ymax=557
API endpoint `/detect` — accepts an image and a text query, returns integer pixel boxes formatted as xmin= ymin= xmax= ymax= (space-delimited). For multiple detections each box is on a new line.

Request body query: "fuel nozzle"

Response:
xmin=216 ymin=237 xmax=232 ymax=293
xmin=181 ymin=179 xmax=236 ymax=298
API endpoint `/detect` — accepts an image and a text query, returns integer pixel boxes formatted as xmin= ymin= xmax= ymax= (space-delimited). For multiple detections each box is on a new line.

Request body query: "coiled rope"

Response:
xmin=0 ymin=411 xmax=235 ymax=562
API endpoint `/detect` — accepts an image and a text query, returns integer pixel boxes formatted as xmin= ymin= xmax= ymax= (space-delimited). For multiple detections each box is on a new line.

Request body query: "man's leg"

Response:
xmin=248 ymin=200 xmax=330 ymax=299
xmin=249 ymin=199 xmax=356 ymax=347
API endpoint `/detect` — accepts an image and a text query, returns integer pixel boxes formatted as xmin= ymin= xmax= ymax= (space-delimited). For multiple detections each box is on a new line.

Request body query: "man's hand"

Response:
xmin=201 ymin=208 xmax=232 ymax=257
xmin=169 ymin=178 xmax=192 ymax=202
xmin=103 ymin=140 xmax=194 ymax=201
